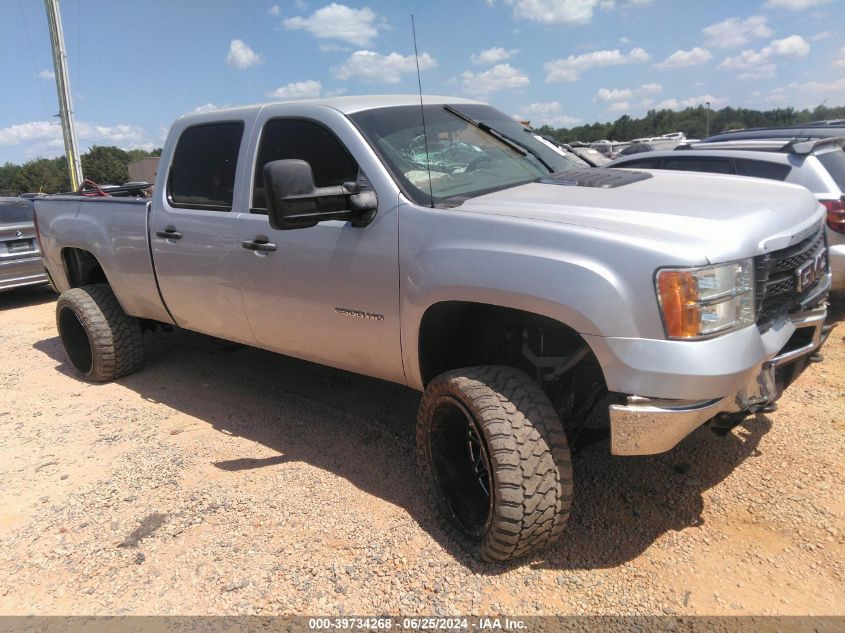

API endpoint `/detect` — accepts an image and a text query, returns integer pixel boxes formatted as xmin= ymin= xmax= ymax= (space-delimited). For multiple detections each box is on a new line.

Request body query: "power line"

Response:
xmin=15 ymin=0 xmax=52 ymax=121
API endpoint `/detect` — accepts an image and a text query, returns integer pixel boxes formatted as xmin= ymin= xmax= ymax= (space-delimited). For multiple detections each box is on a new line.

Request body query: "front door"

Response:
xmin=235 ymin=116 xmax=403 ymax=383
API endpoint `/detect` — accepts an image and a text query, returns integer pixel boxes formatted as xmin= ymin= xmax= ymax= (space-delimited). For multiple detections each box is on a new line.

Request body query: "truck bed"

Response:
xmin=35 ymin=196 xmax=173 ymax=324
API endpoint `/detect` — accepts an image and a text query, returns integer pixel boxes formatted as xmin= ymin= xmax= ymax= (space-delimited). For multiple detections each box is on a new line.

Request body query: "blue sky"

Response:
xmin=1 ymin=0 xmax=843 ymax=164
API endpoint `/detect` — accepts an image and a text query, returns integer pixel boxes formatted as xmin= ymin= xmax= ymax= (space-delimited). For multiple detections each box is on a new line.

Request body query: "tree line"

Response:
xmin=2 ymin=103 xmax=843 ymax=195
xmin=0 ymin=145 xmax=161 ymax=196
xmin=535 ymin=103 xmax=845 ymax=144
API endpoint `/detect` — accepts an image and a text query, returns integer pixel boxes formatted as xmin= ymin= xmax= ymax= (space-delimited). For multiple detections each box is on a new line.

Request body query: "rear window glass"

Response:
xmin=168 ymin=122 xmax=243 ymax=210
xmin=734 ymin=159 xmax=791 ymax=181
xmin=617 ymin=158 xmax=661 ymax=169
xmin=816 ymin=148 xmax=845 ymax=191
xmin=662 ymin=157 xmax=732 ymax=174
xmin=0 ymin=199 xmax=34 ymax=224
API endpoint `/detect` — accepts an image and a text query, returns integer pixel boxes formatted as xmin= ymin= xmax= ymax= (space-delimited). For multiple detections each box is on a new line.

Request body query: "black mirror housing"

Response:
xmin=264 ymin=159 xmax=377 ymax=230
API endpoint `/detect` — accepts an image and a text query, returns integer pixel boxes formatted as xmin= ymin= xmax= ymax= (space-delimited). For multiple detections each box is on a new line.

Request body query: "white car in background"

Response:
xmin=607 ymin=137 xmax=845 ymax=290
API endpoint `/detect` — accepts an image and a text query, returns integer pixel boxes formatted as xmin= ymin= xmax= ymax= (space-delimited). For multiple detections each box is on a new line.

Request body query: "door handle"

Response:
xmin=156 ymin=229 xmax=182 ymax=240
xmin=241 ymin=239 xmax=277 ymax=252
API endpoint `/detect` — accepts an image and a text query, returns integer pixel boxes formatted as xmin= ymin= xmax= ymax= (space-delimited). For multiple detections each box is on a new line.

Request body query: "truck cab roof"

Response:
xmin=179 ymin=95 xmax=486 ymax=122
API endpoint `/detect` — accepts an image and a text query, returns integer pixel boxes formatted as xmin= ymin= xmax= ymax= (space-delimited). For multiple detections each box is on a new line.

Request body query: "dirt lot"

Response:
xmin=0 ymin=285 xmax=843 ymax=616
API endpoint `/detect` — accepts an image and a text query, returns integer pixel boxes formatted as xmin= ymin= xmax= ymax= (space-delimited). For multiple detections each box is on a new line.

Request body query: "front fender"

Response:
xmin=398 ymin=203 xmax=665 ymax=390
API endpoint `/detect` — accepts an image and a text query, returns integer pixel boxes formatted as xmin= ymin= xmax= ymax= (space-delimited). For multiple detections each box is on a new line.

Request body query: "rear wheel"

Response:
xmin=56 ymin=284 xmax=144 ymax=381
xmin=417 ymin=366 xmax=572 ymax=562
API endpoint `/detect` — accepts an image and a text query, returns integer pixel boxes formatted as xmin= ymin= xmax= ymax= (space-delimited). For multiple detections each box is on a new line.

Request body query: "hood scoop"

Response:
xmin=538 ymin=168 xmax=651 ymax=188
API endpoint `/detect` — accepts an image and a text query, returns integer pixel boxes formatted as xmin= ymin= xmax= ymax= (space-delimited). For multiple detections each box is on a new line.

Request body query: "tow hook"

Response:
xmin=710 ymin=411 xmax=752 ymax=437
xmin=811 ymin=322 xmax=838 ymax=363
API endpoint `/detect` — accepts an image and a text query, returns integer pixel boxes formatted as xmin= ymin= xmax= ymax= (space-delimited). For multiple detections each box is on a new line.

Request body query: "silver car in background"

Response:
xmin=0 ymin=197 xmax=48 ymax=291
xmin=606 ymin=137 xmax=845 ymax=290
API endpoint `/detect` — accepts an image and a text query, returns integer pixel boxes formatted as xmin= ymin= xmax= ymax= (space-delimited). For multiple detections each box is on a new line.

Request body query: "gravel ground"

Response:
xmin=0 ymin=284 xmax=843 ymax=616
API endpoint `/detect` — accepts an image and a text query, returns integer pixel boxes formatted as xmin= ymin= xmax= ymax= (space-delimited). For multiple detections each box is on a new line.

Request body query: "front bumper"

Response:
xmin=609 ymin=304 xmax=830 ymax=455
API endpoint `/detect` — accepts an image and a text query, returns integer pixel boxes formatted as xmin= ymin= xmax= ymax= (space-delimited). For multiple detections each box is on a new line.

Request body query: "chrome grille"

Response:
xmin=755 ymin=228 xmax=828 ymax=331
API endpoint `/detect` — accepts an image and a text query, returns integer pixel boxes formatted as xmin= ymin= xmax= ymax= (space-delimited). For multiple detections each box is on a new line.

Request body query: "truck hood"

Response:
xmin=457 ymin=170 xmax=825 ymax=263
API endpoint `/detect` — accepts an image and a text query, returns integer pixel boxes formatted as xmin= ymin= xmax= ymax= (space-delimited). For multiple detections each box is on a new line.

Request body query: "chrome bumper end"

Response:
xmin=610 ymin=305 xmax=829 ymax=456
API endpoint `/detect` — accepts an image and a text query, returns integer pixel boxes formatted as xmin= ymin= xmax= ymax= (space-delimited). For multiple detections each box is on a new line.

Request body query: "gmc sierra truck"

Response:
xmin=35 ymin=96 xmax=832 ymax=562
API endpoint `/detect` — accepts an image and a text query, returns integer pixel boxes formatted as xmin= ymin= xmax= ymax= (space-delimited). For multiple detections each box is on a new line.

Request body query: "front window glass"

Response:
xmin=350 ymin=104 xmax=580 ymax=206
xmin=252 ymin=119 xmax=358 ymax=210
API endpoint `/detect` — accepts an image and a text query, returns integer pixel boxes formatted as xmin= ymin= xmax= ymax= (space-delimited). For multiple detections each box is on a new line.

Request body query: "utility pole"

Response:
xmin=44 ymin=0 xmax=83 ymax=191
xmin=705 ymin=101 xmax=711 ymax=138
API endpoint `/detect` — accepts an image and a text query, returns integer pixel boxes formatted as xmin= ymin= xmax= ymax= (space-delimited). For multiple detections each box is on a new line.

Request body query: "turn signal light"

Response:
xmin=822 ymin=198 xmax=845 ymax=235
xmin=657 ymin=271 xmax=701 ymax=338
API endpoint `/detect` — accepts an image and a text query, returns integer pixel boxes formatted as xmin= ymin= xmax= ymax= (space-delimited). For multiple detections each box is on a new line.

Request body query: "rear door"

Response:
xmin=150 ymin=120 xmax=255 ymax=344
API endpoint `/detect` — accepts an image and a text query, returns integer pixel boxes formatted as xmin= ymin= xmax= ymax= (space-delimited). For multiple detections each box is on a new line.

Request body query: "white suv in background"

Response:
xmin=606 ymin=137 xmax=845 ymax=290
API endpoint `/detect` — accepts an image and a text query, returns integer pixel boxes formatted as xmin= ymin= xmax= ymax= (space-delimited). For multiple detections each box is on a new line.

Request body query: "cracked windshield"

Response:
xmin=351 ymin=104 xmax=586 ymax=205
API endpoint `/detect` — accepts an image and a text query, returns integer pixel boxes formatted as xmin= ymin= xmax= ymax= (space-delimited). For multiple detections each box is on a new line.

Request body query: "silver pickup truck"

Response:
xmin=35 ymin=95 xmax=832 ymax=562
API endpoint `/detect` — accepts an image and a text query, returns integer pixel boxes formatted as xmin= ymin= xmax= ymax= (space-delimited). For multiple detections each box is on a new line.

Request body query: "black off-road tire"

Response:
xmin=417 ymin=366 xmax=573 ymax=562
xmin=55 ymin=284 xmax=144 ymax=382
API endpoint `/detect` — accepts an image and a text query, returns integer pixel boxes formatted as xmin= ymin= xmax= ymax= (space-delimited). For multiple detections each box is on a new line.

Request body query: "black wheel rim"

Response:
xmin=428 ymin=396 xmax=494 ymax=539
xmin=58 ymin=306 xmax=93 ymax=375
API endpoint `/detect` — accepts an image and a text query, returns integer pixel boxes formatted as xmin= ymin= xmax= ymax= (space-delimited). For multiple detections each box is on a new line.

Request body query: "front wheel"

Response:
xmin=56 ymin=284 xmax=144 ymax=382
xmin=416 ymin=366 xmax=573 ymax=562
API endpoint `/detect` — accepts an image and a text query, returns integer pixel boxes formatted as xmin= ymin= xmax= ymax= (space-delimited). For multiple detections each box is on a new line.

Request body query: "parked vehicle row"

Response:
xmin=0 ymin=197 xmax=48 ymax=292
xmin=33 ymin=95 xmax=832 ymax=563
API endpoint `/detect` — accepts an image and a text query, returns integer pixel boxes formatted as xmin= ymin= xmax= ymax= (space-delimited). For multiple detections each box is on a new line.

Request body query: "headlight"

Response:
xmin=656 ymin=259 xmax=755 ymax=339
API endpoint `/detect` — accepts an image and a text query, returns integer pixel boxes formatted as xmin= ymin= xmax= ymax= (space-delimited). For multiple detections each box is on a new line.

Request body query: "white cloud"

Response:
xmin=765 ymin=0 xmax=832 ymax=9
xmin=655 ymin=47 xmax=712 ymax=69
xmin=810 ymin=31 xmax=832 ymax=41
xmin=595 ymin=87 xmax=632 ymax=101
xmin=79 ymin=123 xmax=148 ymax=145
xmin=461 ymin=63 xmax=530 ymax=96
xmin=703 ymin=16 xmax=772 ymax=49
xmin=544 ymin=47 xmax=650 ymax=82
xmin=283 ymin=3 xmax=380 ymax=46
xmin=471 ymin=47 xmax=518 ymax=65
xmin=719 ymin=35 xmax=810 ymax=80
xmin=0 ymin=120 xmax=152 ymax=160
xmin=595 ymin=83 xmax=661 ymax=109
xmin=785 ymin=77 xmax=845 ymax=93
xmin=513 ymin=101 xmax=579 ymax=127
xmin=503 ymin=0 xmax=603 ymax=25
xmin=639 ymin=82 xmax=662 ymax=95
xmin=268 ymin=80 xmax=323 ymax=99
xmin=268 ymin=4 xmax=281 ymax=16
xmin=0 ymin=121 xmax=63 ymax=146
xmin=834 ymin=47 xmax=845 ymax=68
xmin=765 ymin=77 xmax=845 ymax=107
xmin=226 ymin=39 xmax=261 ymax=69
xmin=191 ymin=103 xmax=221 ymax=114
xmin=37 ymin=69 xmax=55 ymax=80
xmin=656 ymin=94 xmax=726 ymax=111
xmin=333 ymin=50 xmax=436 ymax=83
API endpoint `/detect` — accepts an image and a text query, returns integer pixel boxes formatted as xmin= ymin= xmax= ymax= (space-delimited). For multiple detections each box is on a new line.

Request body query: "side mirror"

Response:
xmin=264 ymin=159 xmax=377 ymax=230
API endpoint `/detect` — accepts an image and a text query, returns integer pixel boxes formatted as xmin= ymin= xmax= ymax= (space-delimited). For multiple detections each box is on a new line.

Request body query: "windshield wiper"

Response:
xmin=442 ymin=105 xmax=554 ymax=172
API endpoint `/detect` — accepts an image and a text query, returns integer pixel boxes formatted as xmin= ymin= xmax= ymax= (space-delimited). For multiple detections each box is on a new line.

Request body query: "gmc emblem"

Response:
xmin=795 ymin=248 xmax=827 ymax=293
